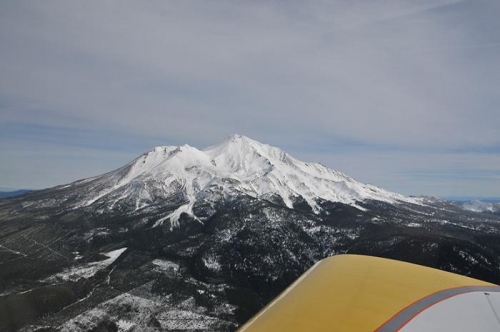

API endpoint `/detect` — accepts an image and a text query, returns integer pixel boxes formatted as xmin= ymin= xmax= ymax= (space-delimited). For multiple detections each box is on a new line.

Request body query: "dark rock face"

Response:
xmin=1 ymin=191 xmax=500 ymax=332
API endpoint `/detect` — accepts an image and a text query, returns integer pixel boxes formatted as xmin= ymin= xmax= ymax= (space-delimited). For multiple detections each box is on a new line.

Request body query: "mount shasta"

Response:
xmin=1 ymin=135 xmax=500 ymax=331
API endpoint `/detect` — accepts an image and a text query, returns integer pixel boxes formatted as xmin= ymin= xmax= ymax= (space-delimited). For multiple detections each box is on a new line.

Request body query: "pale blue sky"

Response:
xmin=1 ymin=0 xmax=499 ymax=197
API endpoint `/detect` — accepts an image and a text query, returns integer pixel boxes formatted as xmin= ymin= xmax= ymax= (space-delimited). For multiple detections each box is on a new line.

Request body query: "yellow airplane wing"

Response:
xmin=237 ymin=255 xmax=500 ymax=331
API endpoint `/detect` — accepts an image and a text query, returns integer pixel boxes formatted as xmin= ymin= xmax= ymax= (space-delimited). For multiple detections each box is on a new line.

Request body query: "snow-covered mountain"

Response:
xmin=2 ymin=136 xmax=500 ymax=332
xmin=55 ymin=135 xmax=420 ymax=227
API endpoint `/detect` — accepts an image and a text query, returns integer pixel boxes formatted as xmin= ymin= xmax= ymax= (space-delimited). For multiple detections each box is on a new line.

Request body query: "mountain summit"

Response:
xmin=34 ymin=135 xmax=419 ymax=228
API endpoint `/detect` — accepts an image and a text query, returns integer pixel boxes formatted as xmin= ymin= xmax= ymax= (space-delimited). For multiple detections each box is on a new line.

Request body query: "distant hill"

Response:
xmin=445 ymin=196 xmax=500 ymax=203
xmin=0 ymin=189 xmax=31 ymax=199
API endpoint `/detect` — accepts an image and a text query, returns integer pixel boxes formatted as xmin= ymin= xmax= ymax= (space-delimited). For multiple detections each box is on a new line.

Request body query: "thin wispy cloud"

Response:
xmin=0 ymin=0 xmax=499 ymax=197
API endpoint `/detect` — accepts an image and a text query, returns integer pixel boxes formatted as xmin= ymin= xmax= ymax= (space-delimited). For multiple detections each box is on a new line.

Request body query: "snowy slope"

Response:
xmin=64 ymin=135 xmax=420 ymax=226
xmin=459 ymin=200 xmax=500 ymax=214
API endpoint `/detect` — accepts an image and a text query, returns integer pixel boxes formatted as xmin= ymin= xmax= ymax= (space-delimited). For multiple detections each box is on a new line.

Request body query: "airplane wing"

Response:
xmin=237 ymin=255 xmax=500 ymax=331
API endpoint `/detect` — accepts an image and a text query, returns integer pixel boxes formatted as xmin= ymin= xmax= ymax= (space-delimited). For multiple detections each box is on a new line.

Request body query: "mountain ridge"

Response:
xmin=0 ymin=190 xmax=31 ymax=199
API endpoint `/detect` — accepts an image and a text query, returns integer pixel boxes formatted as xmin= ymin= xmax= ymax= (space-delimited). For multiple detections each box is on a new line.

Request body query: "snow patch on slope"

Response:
xmin=152 ymin=259 xmax=179 ymax=273
xmin=48 ymin=248 xmax=127 ymax=282
xmin=460 ymin=200 xmax=499 ymax=213
xmin=153 ymin=201 xmax=201 ymax=229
